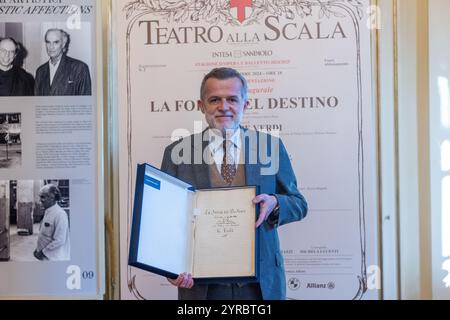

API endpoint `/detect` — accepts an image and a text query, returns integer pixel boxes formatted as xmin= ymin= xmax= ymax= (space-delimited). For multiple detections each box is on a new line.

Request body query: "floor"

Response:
xmin=9 ymin=224 xmax=39 ymax=262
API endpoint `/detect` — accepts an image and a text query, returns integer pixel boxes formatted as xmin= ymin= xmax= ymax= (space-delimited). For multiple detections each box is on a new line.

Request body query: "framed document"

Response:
xmin=129 ymin=163 xmax=260 ymax=284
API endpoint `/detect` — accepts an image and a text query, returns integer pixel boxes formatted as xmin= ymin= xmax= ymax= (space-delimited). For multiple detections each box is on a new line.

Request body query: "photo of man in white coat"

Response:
xmin=34 ymin=184 xmax=70 ymax=261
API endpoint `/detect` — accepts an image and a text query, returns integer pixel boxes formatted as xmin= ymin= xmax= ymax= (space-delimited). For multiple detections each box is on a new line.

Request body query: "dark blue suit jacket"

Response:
xmin=161 ymin=128 xmax=308 ymax=300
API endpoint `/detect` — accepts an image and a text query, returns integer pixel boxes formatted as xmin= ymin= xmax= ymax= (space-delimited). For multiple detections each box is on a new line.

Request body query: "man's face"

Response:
xmin=45 ymin=30 xmax=65 ymax=61
xmin=0 ymin=39 xmax=16 ymax=69
xmin=39 ymin=189 xmax=55 ymax=210
xmin=199 ymin=77 xmax=249 ymax=135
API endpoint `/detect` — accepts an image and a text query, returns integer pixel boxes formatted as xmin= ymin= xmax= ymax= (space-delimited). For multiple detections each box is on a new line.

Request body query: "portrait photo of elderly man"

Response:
xmin=35 ymin=28 xmax=91 ymax=96
xmin=0 ymin=37 xmax=34 ymax=96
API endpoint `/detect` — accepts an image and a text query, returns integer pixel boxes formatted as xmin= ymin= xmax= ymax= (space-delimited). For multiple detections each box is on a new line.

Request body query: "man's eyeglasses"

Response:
xmin=0 ymin=48 xmax=16 ymax=57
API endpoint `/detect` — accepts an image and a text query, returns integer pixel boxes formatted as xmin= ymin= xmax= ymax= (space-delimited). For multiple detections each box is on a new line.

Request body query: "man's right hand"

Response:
xmin=167 ymin=273 xmax=194 ymax=289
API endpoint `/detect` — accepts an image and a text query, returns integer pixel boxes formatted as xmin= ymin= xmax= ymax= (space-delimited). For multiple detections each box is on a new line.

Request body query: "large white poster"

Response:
xmin=0 ymin=1 xmax=103 ymax=298
xmin=115 ymin=0 xmax=378 ymax=300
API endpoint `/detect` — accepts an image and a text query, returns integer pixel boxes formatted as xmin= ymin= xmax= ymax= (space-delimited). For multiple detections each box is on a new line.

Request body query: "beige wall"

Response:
xmin=379 ymin=0 xmax=450 ymax=300
xmin=429 ymin=0 xmax=450 ymax=300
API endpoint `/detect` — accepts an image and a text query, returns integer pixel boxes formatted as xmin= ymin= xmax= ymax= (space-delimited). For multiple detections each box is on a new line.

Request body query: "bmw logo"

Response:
xmin=288 ymin=278 xmax=301 ymax=290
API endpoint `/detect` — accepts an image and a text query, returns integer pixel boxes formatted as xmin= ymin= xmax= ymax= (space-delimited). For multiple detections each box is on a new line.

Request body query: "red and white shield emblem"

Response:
xmin=230 ymin=0 xmax=253 ymax=23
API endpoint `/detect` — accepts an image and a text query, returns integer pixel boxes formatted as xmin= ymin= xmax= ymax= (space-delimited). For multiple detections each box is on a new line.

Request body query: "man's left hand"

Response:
xmin=253 ymin=194 xmax=278 ymax=228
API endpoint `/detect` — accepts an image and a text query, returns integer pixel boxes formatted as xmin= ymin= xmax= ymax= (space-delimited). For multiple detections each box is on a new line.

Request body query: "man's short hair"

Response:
xmin=200 ymin=67 xmax=248 ymax=101
xmin=42 ymin=184 xmax=61 ymax=201
xmin=45 ymin=28 xmax=71 ymax=54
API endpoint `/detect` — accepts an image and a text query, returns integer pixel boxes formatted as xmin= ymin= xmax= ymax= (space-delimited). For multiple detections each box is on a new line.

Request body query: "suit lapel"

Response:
xmin=41 ymin=63 xmax=51 ymax=95
xmin=192 ymin=130 xmax=211 ymax=189
xmin=243 ymin=128 xmax=261 ymax=187
xmin=50 ymin=55 xmax=67 ymax=95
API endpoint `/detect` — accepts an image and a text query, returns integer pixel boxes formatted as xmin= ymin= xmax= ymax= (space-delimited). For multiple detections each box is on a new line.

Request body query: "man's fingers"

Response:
xmin=254 ymin=195 xmax=279 ymax=228
xmin=185 ymin=274 xmax=194 ymax=289
xmin=253 ymin=194 xmax=267 ymax=204
xmin=168 ymin=273 xmax=186 ymax=286
xmin=255 ymin=209 xmax=267 ymax=228
xmin=180 ymin=273 xmax=194 ymax=288
xmin=167 ymin=275 xmax=182 ymax=286
xmin=168 ymin=273 xmax=194 ymax=288
xmin=180 ymin=274 xmax=190 ymax=288
xmin=254 ymin=195 xmax=269 ymax=228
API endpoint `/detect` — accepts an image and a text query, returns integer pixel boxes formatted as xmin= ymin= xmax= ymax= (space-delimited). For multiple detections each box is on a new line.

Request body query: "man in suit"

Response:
xmin=161 ymin=67 xmax=308 ymax=300
xmin=0 ymin=37 xmax=34 ymax=96
xmin=35 ymin=28 xmax=91 ymax=96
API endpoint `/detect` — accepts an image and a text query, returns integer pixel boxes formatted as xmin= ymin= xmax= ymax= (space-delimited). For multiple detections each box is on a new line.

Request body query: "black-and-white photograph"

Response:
xmin=0 ymin=180 xmax=70 ymax=262
xmin=0 ymin=22 xmax=92 ymax=97
xmin=0 ymin=113 xmax=22 ymax=169
xmin=0 ymin=36 xmax=34 ymax=96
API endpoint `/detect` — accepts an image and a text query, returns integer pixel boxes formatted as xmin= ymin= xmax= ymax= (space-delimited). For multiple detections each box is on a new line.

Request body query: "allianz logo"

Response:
xmin=307 ymin=282 xmax=335 ymax=290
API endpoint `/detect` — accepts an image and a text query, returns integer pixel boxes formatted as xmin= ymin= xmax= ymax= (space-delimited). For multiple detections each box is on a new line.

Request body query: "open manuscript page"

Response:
xmin=191 ymin=187 xmax=256 ymax=278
